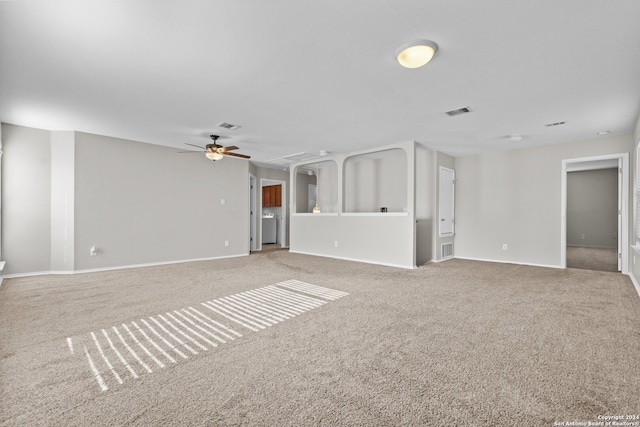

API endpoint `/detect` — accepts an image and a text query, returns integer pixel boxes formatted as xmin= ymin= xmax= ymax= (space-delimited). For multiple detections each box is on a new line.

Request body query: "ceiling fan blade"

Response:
xmin=223 ymin=152 xmax=251 ymax=159
xmin=220 ymin=146 xmax=239 ymax=152
xmin=185 ymin=143 xmax=206 ymax=149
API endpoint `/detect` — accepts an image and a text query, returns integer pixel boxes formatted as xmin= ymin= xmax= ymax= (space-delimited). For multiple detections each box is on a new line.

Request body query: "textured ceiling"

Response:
xmin=1 ymin=0 xmax=640 ymax=164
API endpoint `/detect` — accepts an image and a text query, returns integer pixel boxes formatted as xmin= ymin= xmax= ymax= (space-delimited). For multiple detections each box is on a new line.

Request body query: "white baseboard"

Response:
xmin=2 ymin=253 xmax=250 ymax=279
xmin=288 ymin=250 xmax=416 ymax=270
xmin=430 ymin=257 xmax=454 ymax=263
xmin=0 ymin=260 xmax=5 ymax=287
xmin=453 ymin=255 xmax=563 ymax=270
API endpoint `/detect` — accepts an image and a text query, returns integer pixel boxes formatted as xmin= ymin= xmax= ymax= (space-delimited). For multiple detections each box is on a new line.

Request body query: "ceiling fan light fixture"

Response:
xmin=206 ymin=151 xmax=224 ymax=161
xmin=395 ymin=40 xmax=438 ymax=69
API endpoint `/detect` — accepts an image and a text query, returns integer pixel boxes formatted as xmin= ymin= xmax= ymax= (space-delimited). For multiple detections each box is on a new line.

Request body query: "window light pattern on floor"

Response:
xmin=66 ymin=280 xmax=349 ymax=392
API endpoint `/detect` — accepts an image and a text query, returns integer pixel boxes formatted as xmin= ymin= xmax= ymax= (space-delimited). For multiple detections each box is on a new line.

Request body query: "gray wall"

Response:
xmin=567 ymin=168 xmax=618 ymax=248
xmin=415 ymin=145 xmax=434 ymax=265
xmin=50 ymin=131 xmax=76 ymax=272
xmin=74 ymin=132 xmax=250 ymax=270
xmin=295 ymin=172 xmax=316 ymax=213
xmin=455 ymin=134 xmax=633 ymax=267
xmin=1 ymin=124 xmax=250 ymax=275
xmin=1 ymin=124 xmax=52 ymax=275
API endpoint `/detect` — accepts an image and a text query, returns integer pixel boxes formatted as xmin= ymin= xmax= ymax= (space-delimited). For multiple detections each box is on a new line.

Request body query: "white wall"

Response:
xmin=316 ymin=161 xmax=338 ymax=213
xmin=1 ymin=124 xmax=52 ymax=275
xmin=290 ymin=141 xmax=417 ymax=269
xmin=344 ymin=151 xmax=407 ymax=213
xmin=455 ymin=135 xmax=633 ymax=268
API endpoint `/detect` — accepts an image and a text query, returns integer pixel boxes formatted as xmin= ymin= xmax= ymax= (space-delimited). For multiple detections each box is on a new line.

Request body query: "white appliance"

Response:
xmin=262 ymin=213 xmax=277 ymax=244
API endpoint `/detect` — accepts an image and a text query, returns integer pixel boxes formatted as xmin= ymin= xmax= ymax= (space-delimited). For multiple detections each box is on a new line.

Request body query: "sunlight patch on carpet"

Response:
xmin=66 ymin=280 xmax=348 ymax=392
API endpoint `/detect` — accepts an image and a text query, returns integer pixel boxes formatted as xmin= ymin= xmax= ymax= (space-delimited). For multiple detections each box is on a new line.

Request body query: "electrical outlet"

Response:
xmin=502 ymin=244 xmax=508 ymax=250
xmin=581 ymin=234 xmax=585 ymax=240
xmin=90 ymin=246 xmax=98 ymax=256
xmin=221 ymin=199 xmax=225 ymax=205
xmin=334 ymin=240 xmax=339 ymax=247
xmin=224 ymin=240 xmax=229 ymax=247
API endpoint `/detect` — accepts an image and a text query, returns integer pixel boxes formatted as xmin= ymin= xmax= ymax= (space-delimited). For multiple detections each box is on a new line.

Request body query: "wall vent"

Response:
xmin=441 ymin=242 xmax=454 ymax=259
xmin=544 ymin=121 xmax=566 ymax=127
xmin=445 ymin=106 xmax=472 ymax=117
xmin=218 ymin=122 xmax=242 ymax=130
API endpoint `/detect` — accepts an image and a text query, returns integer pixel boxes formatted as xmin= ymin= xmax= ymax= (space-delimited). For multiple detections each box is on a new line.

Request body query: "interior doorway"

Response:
xmin=260 ymin=178 xmax=287 ymax=250
xmin=561 ymin=154 xmax=628 ymax=273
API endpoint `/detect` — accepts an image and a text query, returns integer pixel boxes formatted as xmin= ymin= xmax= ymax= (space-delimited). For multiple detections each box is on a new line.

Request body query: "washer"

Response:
xmin=262 ymin=213 xmax=277 ymax=244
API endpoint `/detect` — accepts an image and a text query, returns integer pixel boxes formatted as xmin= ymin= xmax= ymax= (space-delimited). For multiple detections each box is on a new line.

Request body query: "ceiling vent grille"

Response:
xmin=266 ymin=152 xmax=319 ymax=165
xmin=544 ymin=121 xmax=566 ymax=127
xmin=445 ymin=106 xmax=472 ymax=117
xmin=218 ymin=122 xmax=242 ymax=130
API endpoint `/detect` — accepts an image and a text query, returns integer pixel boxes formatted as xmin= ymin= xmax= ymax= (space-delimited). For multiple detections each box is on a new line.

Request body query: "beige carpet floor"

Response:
xmin=566 ymin=246 xmax=619 ymax=272
xmin=1 ymin=252 xmax=639 ymax=426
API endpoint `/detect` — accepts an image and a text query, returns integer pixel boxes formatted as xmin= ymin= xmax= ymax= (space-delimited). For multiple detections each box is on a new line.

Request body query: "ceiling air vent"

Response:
xmin=218 ymin=122 xmax=242 ymax=131
xmin=545 ymin=121 xmax=566 ymax=127
xmin=445 ymin=106 xmax=472 ymax=117
xmin=266 ymin=152 xmax=320 ymax=165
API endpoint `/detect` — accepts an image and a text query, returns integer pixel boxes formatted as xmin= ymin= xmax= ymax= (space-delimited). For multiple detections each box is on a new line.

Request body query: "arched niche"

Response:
xmin=343 ymin=148 xmax=408 ymax=213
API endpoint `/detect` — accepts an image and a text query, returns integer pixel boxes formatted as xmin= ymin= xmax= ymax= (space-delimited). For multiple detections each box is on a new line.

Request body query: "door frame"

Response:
xmin=438 ymin=166 xmax=455 ymax=237
xmin=561 ymin=153 xmax=628 ymax=273
xmin=249 ymin=174 xmax=257 ymax=252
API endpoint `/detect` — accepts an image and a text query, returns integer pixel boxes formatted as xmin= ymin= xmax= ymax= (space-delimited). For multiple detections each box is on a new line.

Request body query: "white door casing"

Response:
xmin=439 ymin=167 xmax=455 ymax=236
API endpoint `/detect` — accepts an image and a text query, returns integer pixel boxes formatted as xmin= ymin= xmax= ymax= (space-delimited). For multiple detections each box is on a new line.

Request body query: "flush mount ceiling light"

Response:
xmin=395 ymin=39 xmax=438 ymax=69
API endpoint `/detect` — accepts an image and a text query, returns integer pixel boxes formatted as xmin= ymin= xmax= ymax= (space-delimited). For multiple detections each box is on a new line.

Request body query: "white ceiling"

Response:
xmin=1 ymin=1 xmax=640 ymax=164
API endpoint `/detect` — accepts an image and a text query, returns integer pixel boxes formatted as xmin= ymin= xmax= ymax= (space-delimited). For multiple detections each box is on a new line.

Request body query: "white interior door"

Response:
xmin=439 ymin=167 xmax=455 ymax=236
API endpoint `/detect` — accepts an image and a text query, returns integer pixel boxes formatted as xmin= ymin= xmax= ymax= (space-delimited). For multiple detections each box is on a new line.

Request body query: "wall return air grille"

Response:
xmin=441 ymin=242 xmax=454 ymax=259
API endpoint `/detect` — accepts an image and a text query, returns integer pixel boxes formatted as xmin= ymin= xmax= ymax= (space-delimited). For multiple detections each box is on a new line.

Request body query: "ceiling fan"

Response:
xmin=180 ymin=135 xmax=251 ymax=161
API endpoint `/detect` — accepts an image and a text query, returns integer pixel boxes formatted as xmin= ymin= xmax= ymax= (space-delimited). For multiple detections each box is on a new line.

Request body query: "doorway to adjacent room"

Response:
xmin=561 ymin=153 xmax=628 ymax=273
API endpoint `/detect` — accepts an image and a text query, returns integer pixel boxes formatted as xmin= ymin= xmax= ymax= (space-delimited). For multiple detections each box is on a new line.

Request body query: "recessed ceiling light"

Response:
xmin=395 ymin=40 xmax=438 ymax=69
xmin=597 ymin=130 xmax=610 ymax=136
xmin=509 ymin=134 xmax=523 ymax=142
